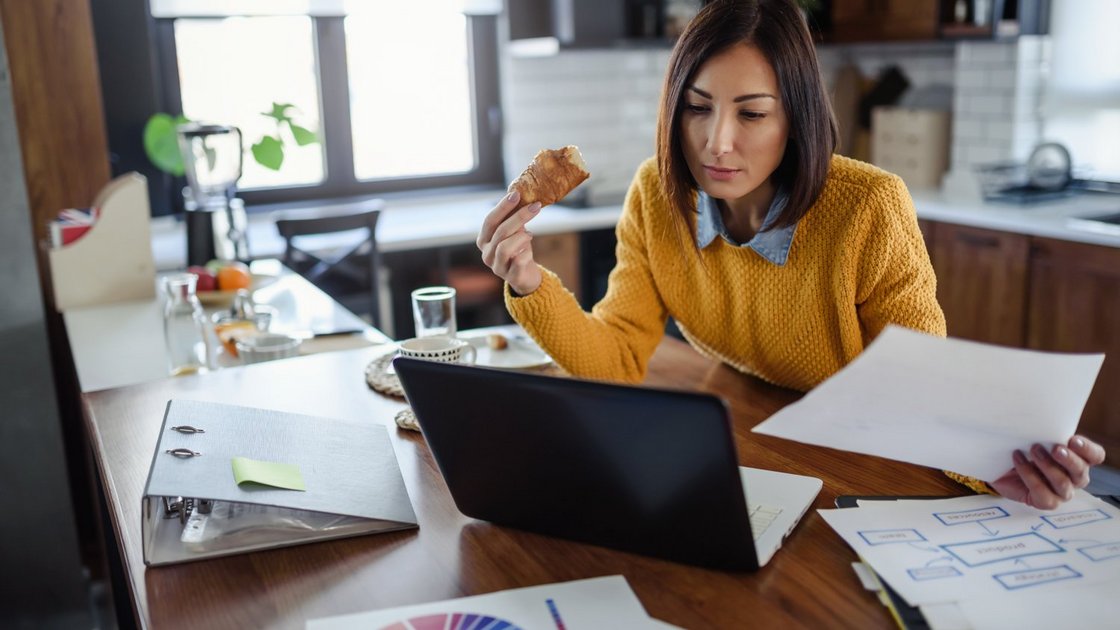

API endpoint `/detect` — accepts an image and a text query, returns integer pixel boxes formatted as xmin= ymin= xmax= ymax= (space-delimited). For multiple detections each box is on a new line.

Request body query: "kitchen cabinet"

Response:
xmin=534 ymin=232 xmax=582 ymax=303
xmin=1026 ymin=237 xmax=1120 ymax=465
xmin=831 ymin=0 xmax=939 ymax=43
xmin=924 ymin=220 xmax=1120 ymax=463
xmin=930 ymin=222 xmax=1029 ymax=347
xmin=938 ymin=0 xmax=1050 ymax=40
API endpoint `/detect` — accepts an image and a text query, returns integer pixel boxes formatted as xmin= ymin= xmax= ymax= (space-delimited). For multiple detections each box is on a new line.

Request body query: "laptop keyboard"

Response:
xmin=748 ymin=504 xmax=784 ymax=540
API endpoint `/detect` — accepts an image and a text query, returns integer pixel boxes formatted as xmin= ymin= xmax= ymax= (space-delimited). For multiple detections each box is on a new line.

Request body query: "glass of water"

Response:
xmin=411 ymin=286 xmax=457 ymax=338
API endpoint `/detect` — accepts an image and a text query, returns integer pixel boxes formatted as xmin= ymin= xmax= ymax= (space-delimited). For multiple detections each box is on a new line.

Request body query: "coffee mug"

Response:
xmin=398 ymin=336 xmax=476 ymax=364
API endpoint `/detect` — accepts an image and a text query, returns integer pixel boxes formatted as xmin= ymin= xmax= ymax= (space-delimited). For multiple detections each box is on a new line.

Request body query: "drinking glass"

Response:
xmin=411 ymin=286 xmax=457 ymax=338
xmin=163 ymin=273 xmax=212 ymax=376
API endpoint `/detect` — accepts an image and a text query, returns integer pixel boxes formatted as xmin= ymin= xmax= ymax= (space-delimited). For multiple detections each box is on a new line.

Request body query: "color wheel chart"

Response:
xmin=377 ymin=612 xmax=525 ymax=630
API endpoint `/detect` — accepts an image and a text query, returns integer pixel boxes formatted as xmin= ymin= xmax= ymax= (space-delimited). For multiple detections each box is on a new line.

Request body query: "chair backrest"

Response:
xmin=273 ymin=202 xmax=385 ymax=329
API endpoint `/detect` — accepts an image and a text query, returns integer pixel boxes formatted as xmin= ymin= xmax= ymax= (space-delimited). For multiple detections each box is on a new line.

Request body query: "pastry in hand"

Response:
xmin=508 ymin=145 xmax=590 ymax=207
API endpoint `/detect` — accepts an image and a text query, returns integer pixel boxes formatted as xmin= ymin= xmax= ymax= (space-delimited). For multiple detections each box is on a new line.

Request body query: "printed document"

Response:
xmin=819 ymin=492 xmax=1120 ymax=607
xmin=752 ymin=326 xmax=1103 ymax=481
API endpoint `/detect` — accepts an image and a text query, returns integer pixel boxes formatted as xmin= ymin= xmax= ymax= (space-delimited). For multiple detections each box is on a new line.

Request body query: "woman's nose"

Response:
xmin=707 ymin=113 xmax=735 ymax=157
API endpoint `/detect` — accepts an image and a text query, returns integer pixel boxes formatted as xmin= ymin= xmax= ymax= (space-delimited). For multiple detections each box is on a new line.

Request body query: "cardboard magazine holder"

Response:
xmin=49 ymin=172 xmax=157 ymax=311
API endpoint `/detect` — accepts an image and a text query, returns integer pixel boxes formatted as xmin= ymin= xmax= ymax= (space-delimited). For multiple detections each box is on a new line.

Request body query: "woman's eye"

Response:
xmin=685 ymin=103 xmax=709 ymax=114
xmin=741 ymin=111 xmax=766 ymax=120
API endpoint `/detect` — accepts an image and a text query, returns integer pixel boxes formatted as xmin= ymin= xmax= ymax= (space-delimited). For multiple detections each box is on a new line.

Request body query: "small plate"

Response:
xmin=460 ymin=330 xmax=553 ymax=370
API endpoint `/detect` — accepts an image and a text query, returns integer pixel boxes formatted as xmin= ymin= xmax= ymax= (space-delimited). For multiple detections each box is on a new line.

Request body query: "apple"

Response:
xmin=187 ymin=265 xmax=217 ymax=292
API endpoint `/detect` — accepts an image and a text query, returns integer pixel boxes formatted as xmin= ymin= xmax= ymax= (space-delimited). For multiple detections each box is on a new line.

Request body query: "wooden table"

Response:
xmin=84 ymin=337 xmax=964 ymax=629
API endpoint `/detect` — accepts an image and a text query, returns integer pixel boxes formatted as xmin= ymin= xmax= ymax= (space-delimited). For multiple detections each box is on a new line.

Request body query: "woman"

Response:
xmin=477 ymin=0 xmax=1103 ymax=508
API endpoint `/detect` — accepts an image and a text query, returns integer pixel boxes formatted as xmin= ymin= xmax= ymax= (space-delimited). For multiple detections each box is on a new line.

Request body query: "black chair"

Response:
xmin=274 ymin=202 xmax=384 ymax=329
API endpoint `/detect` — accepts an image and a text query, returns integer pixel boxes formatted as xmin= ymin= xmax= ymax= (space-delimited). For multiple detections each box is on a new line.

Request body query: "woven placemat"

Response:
xmin=365 ymin=352 xmax=404 ymax=398
xmin=394 ymin=408 xmax=420 ymax=431
xmin=365 ymin=352 xmax=423 ymax=432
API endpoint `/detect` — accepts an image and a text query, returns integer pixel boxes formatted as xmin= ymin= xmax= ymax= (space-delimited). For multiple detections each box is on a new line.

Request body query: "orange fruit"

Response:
xmin=217 ymin=264 xmax=252 ymax=291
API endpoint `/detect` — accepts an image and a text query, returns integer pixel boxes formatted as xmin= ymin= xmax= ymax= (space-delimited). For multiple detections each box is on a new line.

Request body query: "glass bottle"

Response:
xmin=163 ymin=273 xmax=212 ymax=376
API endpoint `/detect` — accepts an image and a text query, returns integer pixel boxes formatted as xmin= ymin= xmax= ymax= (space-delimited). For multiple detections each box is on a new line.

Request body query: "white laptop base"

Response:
xmin=740 ymin=467 xmax=823 ymax=567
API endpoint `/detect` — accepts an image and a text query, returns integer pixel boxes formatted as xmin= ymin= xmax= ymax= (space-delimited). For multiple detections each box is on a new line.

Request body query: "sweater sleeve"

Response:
xmin=854 ymin=174 xmax=947 ymax=343
xmin=505 ymin=166 xmax=669 ymax=383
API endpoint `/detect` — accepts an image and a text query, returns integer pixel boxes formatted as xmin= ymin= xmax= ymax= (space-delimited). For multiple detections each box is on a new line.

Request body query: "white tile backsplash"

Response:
xmin=503 ymin=49 xmax=669 ymax=204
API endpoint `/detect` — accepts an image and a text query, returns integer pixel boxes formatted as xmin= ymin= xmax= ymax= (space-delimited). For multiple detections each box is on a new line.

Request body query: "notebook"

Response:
xmin=394 ymin=357 xmax=821 ymax=570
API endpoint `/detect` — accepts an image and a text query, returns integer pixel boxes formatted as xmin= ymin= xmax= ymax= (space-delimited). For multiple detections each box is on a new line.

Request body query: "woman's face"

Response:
xmin=680 ymin=42 xmax=790 ymax=205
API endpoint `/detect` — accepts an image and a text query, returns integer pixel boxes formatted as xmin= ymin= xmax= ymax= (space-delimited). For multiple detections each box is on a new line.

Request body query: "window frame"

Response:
xmin=153 ymin=14 xmax=503 ymax=207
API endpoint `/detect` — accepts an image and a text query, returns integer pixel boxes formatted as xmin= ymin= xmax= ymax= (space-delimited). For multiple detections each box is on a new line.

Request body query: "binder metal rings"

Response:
xmin=166 ymin=448 xmax=201 ymax=458
xmin=171 ymin=425 xmax=205 ymax=433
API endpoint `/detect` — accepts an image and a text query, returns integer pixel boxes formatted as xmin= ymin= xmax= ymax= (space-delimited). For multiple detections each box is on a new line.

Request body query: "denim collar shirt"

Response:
xmin=695 ymin=189 xmax=797 ymax=265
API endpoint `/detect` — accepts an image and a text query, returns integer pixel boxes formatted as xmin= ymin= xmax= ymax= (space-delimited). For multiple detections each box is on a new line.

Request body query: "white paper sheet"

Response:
xmin=307 ymin=575 xmax=677 ymax=629
xmin=819 ymin=492 xmax=1120 ymax=607
xmin=955 ymin=578 xmax=1116 ymax=629
xmin=752 ymin=326 xmax=1103 ymax=481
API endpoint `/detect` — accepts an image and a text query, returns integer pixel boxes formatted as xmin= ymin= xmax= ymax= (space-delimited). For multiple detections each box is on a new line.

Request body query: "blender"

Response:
xmin=177 ymin=123 xmax=250 ymax=266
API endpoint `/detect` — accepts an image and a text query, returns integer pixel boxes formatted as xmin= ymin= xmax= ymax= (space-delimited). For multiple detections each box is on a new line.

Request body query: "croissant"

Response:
xmin=508 ymin=145 xmax=590 ymax=207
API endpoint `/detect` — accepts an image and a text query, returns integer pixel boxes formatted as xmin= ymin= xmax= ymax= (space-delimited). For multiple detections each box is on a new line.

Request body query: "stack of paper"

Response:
xmin=821 ymin=493 xmax=1120 ymax=628
xmin=308 ymin=576 xmax=678 ymax=629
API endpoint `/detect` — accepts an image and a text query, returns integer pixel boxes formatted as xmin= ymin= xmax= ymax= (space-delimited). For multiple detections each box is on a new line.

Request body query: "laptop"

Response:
xmin=394 ymin=357 xmax=822 ymax=570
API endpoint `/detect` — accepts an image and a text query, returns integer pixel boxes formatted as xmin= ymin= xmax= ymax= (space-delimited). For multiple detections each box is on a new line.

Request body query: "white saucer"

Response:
xmin=459 ymin=330 xmax=552 ymax=370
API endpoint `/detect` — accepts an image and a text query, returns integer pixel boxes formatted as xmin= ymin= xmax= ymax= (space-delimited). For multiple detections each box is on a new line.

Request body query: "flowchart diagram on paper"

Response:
xmin=819 ymin=492 xmax=1120 ymax=606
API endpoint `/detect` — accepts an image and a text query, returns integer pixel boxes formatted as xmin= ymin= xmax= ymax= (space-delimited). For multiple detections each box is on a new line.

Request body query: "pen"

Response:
xmin=311 ymin=329 xmax=366 ymax=338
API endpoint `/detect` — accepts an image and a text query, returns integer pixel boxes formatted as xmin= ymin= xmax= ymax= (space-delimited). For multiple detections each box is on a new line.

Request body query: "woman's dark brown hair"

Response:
xmin=656 ymin=0 xmax=838 ymax=235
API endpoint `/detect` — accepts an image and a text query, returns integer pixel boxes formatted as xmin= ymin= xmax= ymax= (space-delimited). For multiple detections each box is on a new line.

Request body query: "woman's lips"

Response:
xmin=704 ymin=165 xmax=740 ymax=182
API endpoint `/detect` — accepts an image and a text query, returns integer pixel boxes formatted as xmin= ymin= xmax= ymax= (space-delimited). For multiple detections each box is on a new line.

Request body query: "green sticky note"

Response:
xmin=231 ymin=456 xmax=306 ymax=491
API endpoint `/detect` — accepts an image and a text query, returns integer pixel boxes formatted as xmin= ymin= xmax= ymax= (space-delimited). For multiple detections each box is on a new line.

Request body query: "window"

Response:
xmin=1043 ymin=1 xmax=1120 ymax=181
xmin=346 ymin=8 xmax=476 ymax=180
xmin=175 ymin=16 xmax=325 ymax=190
xmin=155 ymin=3 xmax=501 ymax=206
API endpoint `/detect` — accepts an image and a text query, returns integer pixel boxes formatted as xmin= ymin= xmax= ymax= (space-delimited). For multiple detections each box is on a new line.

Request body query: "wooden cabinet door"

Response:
xmin=831 ymin=0 xmax=937 ymax=42
xmin=534 ymin=232 xmax=581 ymax=302
xmin=1026 ymin=237 xmax=1120 ymax=463
xmin=881 ymin=0 xmax=938 ymax=39
xmin=931 ymin=222 xmax=1029 ymax=346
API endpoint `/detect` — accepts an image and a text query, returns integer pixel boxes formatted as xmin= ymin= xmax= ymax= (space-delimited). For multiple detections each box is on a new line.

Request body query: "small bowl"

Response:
xmin=235 ymin=333 xmax=302 ymax=364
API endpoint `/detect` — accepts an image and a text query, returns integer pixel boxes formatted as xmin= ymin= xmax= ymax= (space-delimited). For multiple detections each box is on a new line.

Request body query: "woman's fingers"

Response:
xmin=1029 ymin=444 xmax=1075 ymax=502
xmin=477 ymin=190 xmax=522 ymax=249
xmin=1012 ymin=450 xmax=1062 ymax=510
xmin=491 ymin=202 xmax=541 ymax=248
xmin=481 ymin=203 xmax=541 ymax=269
xmin=1068 ymin=435 xmax=1106 ymax=466
xmin=492 ymin=230 xmax=533 ymax=277
xmin=1052 ymin=442 xmax=1092 ymax=489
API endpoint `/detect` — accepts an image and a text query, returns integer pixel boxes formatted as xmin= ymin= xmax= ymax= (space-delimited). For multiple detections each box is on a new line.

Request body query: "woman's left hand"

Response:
xmin=990 ymin=435 xmax=1106 ymax=510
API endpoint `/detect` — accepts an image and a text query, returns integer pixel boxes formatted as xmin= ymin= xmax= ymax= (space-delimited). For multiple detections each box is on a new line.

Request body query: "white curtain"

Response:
xmin=1043 ymin=0 xmax=1120 ymax=180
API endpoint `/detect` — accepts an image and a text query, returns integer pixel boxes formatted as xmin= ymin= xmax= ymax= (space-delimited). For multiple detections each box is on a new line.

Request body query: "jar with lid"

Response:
xmin=162 ymin=273 xmax=212 ymax=376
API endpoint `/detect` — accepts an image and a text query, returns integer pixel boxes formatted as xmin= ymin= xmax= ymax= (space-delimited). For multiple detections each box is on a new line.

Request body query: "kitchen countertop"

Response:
xmin=912 ymin=190 xmax=1120 ymax=248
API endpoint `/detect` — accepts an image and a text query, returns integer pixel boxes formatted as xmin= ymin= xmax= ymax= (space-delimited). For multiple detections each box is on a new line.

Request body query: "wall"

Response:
xmin=0 ymin=13 xmax=92 ymax=627
xmin=949 ymin=37 xmax=1046 ymax=171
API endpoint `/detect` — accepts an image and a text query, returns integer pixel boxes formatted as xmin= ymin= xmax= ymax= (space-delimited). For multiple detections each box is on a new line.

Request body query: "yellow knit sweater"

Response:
xmin=507 ymin=154 xmax=946 ymax=390
xmin=506 ymin=155 xmax=993 ymax=494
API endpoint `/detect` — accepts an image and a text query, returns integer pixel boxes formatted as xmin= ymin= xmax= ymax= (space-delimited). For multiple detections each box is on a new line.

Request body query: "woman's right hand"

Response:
xmin=477 ymin=190 xmax=543 ymax=296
